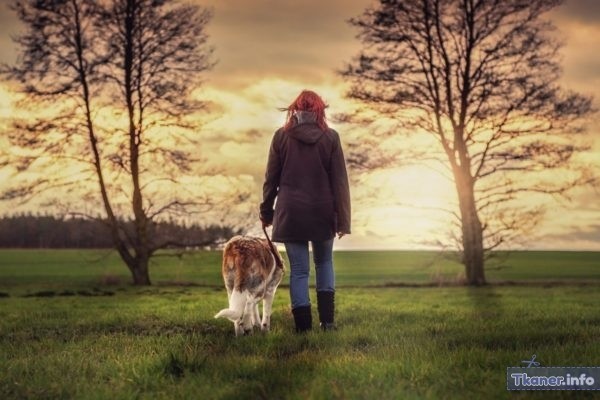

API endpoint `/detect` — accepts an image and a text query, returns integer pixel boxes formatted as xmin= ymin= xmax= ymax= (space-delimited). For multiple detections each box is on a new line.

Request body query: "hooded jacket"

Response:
xmin=260 ymin=112 xmax=351 ymax=242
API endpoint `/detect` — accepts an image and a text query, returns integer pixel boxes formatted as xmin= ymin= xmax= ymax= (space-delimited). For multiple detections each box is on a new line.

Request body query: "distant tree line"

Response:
xmin=0 ymin=213 xmax=238 ymax=249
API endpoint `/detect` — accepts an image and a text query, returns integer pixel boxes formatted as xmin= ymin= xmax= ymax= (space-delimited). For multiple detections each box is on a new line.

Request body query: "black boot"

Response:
xmin=317 ymin=291 xmax=336 ymax=331
xmin=291 ymin=305 xmax=312 ymax=333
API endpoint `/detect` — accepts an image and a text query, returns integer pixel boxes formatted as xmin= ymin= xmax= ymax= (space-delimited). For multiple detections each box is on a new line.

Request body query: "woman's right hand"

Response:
xmin=337 ymin=232 xmax=345 ymax=239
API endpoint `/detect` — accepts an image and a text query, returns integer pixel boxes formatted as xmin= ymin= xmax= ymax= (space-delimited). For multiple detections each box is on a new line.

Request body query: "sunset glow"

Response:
xmin=0 ymin=0 xmax=598 ymax=250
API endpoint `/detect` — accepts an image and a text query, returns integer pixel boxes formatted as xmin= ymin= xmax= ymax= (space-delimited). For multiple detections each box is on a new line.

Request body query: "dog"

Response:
xmin=214 ymin=235 xmax=284 ymax=336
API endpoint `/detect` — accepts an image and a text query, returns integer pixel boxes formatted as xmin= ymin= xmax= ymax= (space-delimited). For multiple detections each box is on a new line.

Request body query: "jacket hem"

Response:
xmin=272 ymin=234 xmax=336 ymax=243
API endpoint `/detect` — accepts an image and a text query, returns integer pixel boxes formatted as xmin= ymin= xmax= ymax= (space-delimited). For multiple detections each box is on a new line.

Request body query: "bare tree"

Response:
xmin=1 ymin=0 xmax=221 ymax=285
xmin=342 ymin=0 xmax=596 ymax=285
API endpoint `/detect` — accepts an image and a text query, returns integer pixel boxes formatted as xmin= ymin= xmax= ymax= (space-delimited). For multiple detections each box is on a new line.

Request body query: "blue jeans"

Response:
xmin=284 ymin=238 xmax=335 ymax=310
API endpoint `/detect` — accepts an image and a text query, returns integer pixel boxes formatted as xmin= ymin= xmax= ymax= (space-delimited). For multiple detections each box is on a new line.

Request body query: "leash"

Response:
xmin=262 ymin=225 xmax=283 ymax=269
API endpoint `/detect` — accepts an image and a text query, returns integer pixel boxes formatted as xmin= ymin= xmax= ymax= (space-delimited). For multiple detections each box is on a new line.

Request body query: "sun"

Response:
xmin=347 ymin=164 xmax=456 ymax=249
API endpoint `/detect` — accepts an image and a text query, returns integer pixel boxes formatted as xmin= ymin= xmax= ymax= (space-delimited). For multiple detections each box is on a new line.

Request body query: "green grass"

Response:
xmin=0 ymin=249 xmax=598 ymax=294
xmin=0 ymin=249 xmax=599 ymax=399
xmin=1 ymin=286 xmax=599 ymax=399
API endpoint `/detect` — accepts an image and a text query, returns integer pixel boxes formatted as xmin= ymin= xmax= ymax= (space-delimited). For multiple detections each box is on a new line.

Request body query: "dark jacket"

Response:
xmin=260 ymin=117 xmax=351 ymax=242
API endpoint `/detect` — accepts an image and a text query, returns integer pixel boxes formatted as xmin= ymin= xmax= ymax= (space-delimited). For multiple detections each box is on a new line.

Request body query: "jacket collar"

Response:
xmin=294 ymin=110 xmax=317 ymax=125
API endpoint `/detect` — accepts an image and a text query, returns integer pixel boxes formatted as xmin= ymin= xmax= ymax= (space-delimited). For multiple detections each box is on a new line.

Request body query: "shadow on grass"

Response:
xmin=466 ymin=285 xmax=503 ymax=321
xmin=439 ymin=286 xmax=595 ymax=351
xmin=160 ymin=331 xmax=319 ymax=400
xmin=21 ymin=289 xmax=115 ymax=298
xmin=0 ymin=320 xmax=222 ymax=343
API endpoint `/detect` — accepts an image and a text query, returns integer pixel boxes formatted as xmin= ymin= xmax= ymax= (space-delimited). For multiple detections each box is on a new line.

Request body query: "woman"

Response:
xmin=259 ymin=90 xmax=351 ymax=333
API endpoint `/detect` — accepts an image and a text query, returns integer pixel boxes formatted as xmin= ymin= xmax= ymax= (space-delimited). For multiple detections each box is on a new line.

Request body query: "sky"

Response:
xmin=0 ymin=0 xmax=599 ymax=250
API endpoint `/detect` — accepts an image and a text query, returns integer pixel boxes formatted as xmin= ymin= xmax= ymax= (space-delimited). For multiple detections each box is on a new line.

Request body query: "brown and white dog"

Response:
xmin=214 ymin=235 xmax=284 ymax=336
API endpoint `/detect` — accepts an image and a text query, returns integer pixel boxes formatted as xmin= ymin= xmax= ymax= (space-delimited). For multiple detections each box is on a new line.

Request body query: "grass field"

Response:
xmin=1 ymin=249 xmax=599 ymax=399
xmin=1 ymin=249 xmax=599 ymax=294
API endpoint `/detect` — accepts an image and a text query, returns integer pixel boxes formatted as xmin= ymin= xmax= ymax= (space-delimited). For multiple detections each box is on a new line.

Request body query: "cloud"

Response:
xmin=551 ymin=0 xmax=600 ymax=25
xmin=565 ymin=224 xmax=600 ymax=241
xmin=1 ymin=0 xmax=600 ymax=249
xmin=198 ymin=0 xmax=371 ymax=85
xmin=537 ymin=224 xmax=600 ymax=250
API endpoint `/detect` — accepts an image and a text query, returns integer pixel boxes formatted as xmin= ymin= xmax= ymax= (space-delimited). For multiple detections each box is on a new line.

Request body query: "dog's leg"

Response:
xmin=234 ymin=319 xmax=244 ymax=337
xmin=246 ymin=292 xmax=259 ymax=328
xmin=235 ymin=290 xmax=249 ymax=337
xmin=242 ymin=296 xmax=256 ymax=335
xmin=253 ymin=301 xmax=261 ymax=328
xmin=261 ymin=290 xmax=276 ymax=332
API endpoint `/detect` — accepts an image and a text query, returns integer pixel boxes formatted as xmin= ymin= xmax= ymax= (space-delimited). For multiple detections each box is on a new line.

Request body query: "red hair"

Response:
xmin=282 ymin=90 xmax=329 ymax=131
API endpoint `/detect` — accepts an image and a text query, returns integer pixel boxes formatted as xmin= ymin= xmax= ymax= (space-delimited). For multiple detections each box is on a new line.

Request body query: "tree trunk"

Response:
xmin=124 ymin=0 xmax=151 ymax=286
xmin=127 ymin=256 xmax=151 ymax=286
xmin=454 ymin=169 xmax=486 ymax=285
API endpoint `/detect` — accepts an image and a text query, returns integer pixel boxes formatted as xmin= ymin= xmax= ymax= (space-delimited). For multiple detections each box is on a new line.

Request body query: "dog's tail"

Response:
xmin=214 ymin=308 xmax=239 ymax=320
xmin=214 ymin=289 xmax=247 ymax=321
